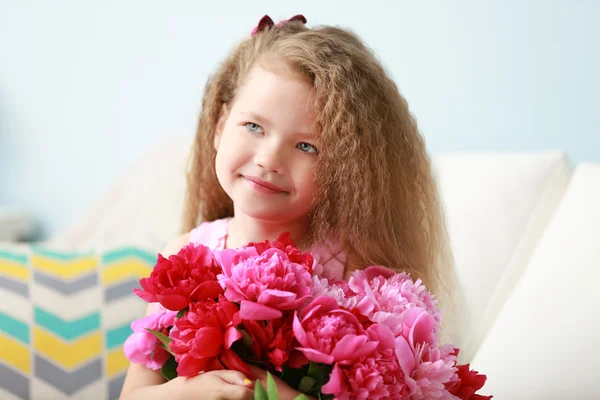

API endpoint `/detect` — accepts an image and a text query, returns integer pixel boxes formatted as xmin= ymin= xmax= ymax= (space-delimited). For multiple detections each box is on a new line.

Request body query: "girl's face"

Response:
xmin=214 ymin=64 xmax=319 ymax=225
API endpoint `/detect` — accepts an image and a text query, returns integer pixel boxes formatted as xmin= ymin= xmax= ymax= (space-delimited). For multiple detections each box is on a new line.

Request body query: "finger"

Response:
xmin=211 ymin=369 xmax=253 ymax=386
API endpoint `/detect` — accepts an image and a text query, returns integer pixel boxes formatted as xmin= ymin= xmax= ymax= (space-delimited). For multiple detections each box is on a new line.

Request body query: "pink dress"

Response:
xmin=189 ymin=218 xmax=346 ymax=281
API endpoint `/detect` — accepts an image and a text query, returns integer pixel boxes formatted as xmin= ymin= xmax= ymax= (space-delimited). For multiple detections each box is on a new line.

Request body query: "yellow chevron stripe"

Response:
xmin=31 ymin=255 xmax=98 ymax=279
xmin=0 ymin=334 xmax=31 ymax=374
xmin=33 ymin=327 xmax=101 ymax=368
xmin=0 ymin=260 xmax=29 ymax=281
xmin=106 ymin=348 xmax=129 ymax=377
xmin=102 ymin=260 xmax=152 ymax=285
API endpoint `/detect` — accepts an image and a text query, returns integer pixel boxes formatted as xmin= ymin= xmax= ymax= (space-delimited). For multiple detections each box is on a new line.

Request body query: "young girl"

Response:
xmin=120 ymin=14 xmax=457 ymax=400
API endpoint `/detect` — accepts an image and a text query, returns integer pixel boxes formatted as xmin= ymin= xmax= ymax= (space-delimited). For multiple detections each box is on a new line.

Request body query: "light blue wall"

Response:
xmin=1 ymin=1 xmax=599 ymax=238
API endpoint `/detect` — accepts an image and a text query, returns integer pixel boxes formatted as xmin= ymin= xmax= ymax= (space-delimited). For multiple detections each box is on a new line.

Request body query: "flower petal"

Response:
xmin=321 ymin=363 xmax=345 ymax=396
xmin=395 ymin=336 xmax=416 ymax=377
xmin=292 ymin=311 xmax=308 ymax=347
xmin=239 ymin=300 xmax=282 ymax=320
xmin=133 ymin=287 xmax=157 ymax=303
xmin=224 ymin=326 xmax=242 ymax=349
xmin=296 ymin=347 xmax=335 ymax=364
xmin=192 ymin=327 xmax=223 ymax=357
xmin=156 ymin=293 xmax=189 ymax=311
xmin=257 ymin=289 xmax=296 ymax=305
xmin=220 ymin=348 xmax=255 ymax=379
xmin=177 ymin=353 xmax=210 ymax=377
xmin=331 ymin=335 xmax=378 ymax=363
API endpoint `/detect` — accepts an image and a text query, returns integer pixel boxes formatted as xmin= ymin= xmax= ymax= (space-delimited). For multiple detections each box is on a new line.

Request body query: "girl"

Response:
xmin=120 ymin=14 xmax=457 ymax=400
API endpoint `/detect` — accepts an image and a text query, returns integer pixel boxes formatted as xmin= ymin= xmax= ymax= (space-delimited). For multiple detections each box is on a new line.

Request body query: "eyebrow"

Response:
xmin=241 ymin=111 xmax=271 ymax=126
xmin=240 ymin=111 xmax=316 ymax=140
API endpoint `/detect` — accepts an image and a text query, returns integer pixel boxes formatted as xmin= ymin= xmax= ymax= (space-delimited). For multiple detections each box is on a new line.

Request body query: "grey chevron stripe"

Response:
xmin=33 ymin=270 xmax=98 ymax=295
xmin=0 ymin=276 xmax=28 ymax=297
xmin=0 ymin=362 xmax=29 ymax=400
xmin=109 ymin=374 xmax=126 ymax=400
xmin=105 ymin=278 xmax=140 ymax=303
xmin=34 ymin=355 xmax=102 ymax=395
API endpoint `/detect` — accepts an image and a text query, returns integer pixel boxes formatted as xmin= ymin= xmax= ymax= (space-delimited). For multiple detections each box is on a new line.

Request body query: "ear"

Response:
xmin=214 ymin=104 xmax=229 ymax=150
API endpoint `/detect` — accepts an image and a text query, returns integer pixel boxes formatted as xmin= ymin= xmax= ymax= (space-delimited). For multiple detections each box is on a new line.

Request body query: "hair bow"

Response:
xmin=250 ymin=14 xmax=307 ymax=36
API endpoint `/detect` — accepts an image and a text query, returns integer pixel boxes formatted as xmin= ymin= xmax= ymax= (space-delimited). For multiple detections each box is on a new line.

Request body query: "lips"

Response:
xmin=243 ymin=176 xmax=287 ymax=193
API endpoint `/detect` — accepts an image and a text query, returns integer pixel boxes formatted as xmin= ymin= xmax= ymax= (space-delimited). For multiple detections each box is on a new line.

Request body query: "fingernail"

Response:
xmin=243 ymin=378 xmax=252 ymax=385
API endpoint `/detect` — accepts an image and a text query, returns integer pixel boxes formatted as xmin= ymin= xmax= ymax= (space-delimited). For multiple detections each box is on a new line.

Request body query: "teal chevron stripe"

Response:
xmin=106 ymin=324 xmax=132 ymax=350
xmin=30 ymin=246 xmax=93 ymax=261
xmin=102 ymin=247 xmax=156 ymax=266
xmin=0 ymin=312 xmax=29 ymax=344
xmin=34 ymin=307 xmax=100 ymax=340
xmin=0 ymin=250 xmax=28 ymax=264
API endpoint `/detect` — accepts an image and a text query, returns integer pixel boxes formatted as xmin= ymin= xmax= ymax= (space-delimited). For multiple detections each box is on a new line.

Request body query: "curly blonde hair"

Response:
xmin=182 ymin=20 xmax=458 ymax=331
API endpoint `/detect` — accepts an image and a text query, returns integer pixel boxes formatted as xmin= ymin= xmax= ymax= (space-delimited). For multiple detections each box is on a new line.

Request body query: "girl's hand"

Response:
xmin=175 ymin=369 xmax=254 ymax=400
xmin=248 ymin=366 xmax=316 ymax=400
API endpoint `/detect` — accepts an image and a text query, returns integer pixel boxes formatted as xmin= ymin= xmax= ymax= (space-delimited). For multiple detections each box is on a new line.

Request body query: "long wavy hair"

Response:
xmin=182 ymin=20 xmax=459 ymax=337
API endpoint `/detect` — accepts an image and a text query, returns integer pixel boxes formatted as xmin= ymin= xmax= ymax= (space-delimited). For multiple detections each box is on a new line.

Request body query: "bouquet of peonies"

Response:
xmin=124 ymin=234 xmax=491 ymax=399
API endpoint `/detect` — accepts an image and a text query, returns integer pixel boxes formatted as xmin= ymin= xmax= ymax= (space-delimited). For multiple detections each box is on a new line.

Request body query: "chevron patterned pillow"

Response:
xmin=0 ymin=245 xmax=155 ymax=400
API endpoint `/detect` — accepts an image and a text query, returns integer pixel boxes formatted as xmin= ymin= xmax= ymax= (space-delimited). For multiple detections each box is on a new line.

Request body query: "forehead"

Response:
xmin=232 ymin=64 xmax=316 ymax=128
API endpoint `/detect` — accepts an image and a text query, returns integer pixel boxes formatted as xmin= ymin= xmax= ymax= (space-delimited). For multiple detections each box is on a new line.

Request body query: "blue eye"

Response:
xmin=297 ymin=142 xmax=318 ymax=153
xmin=245 ymin=123 xmax=263 ymax=133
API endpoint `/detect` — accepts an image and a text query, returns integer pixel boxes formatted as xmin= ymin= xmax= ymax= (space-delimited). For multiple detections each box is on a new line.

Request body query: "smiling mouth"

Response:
xmin=243 ymin=176 xmax=288 ymax=194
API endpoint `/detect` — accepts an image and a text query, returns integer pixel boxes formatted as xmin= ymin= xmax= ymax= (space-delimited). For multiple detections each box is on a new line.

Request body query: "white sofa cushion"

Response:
xmin=470 ymin=163 xmax=600 ymax=398
xmin=433 ymin=151 xmax=573 ymax=362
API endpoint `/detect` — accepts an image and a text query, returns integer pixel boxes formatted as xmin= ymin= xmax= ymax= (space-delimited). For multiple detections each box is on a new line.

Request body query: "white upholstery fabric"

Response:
xmin=433 ymin=151 xmax=573 ymax=362
xmin=470 ymin=163 xmax=600 ymax=399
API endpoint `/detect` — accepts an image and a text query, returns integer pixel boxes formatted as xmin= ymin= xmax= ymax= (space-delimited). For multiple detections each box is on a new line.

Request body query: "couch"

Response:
xmin=1 ymin=136 xmax=599 ymax=399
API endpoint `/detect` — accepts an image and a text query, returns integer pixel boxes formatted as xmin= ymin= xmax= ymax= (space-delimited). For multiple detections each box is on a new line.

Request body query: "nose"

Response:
xmin=253 ymin=139 xmax=285 ymax=174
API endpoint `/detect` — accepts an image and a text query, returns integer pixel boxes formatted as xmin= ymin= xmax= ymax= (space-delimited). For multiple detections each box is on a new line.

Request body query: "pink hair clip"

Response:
xmin=250 ymin=14 xmax=307 ymax=37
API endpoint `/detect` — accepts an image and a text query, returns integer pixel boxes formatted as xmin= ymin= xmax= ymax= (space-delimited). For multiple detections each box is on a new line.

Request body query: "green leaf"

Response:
xmin=266 ymin=372 xmax=280 ymax=400
xmin=160 ymin=355 xmax=178 ymax=381
xmin=294 ymin=395 xmax=310 ymax=400
xmin=156 ymin=342 xmax=174 ymax=356
xmin=147 ymin=328 xmax=172 ymax=346
xmin=298 ymin=376 xmax=316 ymax=393
xmin=176 ymin=309 xmax=186 ymax=319
xmin=254 ymin=380 xmax=269 ymax=400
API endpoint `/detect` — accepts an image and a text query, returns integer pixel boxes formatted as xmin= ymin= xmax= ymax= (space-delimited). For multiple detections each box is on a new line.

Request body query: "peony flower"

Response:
xmin=134 ymin=243 xmax=224 ymax=311
xmin=396 ymin=339 xmax=459 ymax=399
xmin=245 ymin=232 xmax=315 ymax=274
xmin=241 ymin=314 xmax=307 ymax=371
xmin=311 ymin=276 xmax=356 ymax=308
xmin=446 ymin=350 xmax=493 ymax=400
xmin=168 ymin=296 xmax=249 ymax=377
xmin=123 ymin=309 xmax=178 ymax=370
xmin=348 ymin=266 xmax=441 ymax=340
xmin=321 ymin=324 xmax=409 ymax=400
xmin=214 ymin=247 xmax=312 ymax=320
xmin=293 ymin=296 xmax=378 ymax=365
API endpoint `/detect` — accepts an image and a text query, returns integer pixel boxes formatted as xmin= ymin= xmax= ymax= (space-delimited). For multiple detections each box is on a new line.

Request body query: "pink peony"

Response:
xmin=214 ymin=247 xmax=312 ymax=320
xmin=123 ymin=309 xmax=178 ymax=370
xmin=396 ymin=339 xmax=459 ymax=399
xmin=245 ymin=232 xmax=316 ymax=274
xmin=321 ymin=324 xmax=409 ymax=400
xmin=293 ymin=296 xmax=378 ymax=365
xmin=349 ymin=266 xmax=441 ymax=340
xmin=169 ymin=296 xmax=250 ymax=377
xmin=310 ymin=276 xmax=356 ymax=309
